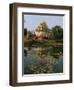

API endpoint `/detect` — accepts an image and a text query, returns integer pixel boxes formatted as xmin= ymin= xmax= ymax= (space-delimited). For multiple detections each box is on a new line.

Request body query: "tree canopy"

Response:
xmin=36 ymin=21 xmax=49 ymax=32
xmin=52 ymin=25 xmax=63 ymax=40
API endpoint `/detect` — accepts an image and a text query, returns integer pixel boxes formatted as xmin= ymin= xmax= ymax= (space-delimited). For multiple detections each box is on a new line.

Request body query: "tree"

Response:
xmin=40 ymin=22 xmax=49 ymax=32
xmin=36 ymin=21 xmax=49 ymax=32
xmin=24 ymin=28 xmax=27 ymax=36
xmin=26 ymin=31 xmax=32 ymax=39
xmin=52 ymin=26 xmax=63 ymax=40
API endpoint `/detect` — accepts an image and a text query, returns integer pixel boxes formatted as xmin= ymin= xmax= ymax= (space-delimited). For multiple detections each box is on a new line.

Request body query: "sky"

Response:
xmin=24 ymin=14 xmax=63 ymax=32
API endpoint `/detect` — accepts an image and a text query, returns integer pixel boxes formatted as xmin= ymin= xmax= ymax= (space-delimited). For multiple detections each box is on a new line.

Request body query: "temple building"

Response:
xmin=35 ymin=22 xmax=49 ymax=40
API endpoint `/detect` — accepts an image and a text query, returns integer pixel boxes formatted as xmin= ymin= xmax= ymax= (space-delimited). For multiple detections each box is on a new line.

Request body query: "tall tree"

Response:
xmin=36 ymin=21 xmax=49 ymax=32
xmin=52 ymin=25 xmax=63 ymax=40
xmin=24 ymin=28 xmax=27 ymax=36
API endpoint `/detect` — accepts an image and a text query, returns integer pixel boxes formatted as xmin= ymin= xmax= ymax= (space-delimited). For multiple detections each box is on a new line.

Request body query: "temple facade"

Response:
xmin=35 ymin=22 xmax=49 ymax=40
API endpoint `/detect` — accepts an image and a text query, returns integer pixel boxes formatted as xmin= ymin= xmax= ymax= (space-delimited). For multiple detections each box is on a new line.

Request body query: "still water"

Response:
xmin=23 ymin=47 xmax=63 ymax=74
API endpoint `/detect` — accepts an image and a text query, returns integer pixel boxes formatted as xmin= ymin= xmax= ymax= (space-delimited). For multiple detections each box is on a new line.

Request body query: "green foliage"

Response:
xmin=24 ymin=28 xmax=27 ymax=36
xmin=36 ymin=21 xmax=49 ymax=32
xmin=24 ymin=23 xmax=63 ymax=74
xmin=52 ymin=25 xmax=63 ymax=40
xmin=24 ymin=40 xmax=33 ymax=47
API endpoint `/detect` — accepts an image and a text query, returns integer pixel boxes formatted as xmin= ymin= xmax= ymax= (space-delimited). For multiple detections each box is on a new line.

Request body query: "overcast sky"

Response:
xmin=24 ymin=14 xmax=63 ymax=31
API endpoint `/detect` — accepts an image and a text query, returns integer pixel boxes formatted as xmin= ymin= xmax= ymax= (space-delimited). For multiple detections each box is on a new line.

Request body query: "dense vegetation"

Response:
xmin=24 ymin=22 xmax=63 ymax=74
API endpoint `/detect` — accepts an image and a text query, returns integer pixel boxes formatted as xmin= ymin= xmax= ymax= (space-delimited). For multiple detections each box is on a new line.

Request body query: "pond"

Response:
xmin=23 ymin=46 xmax=63 ymax=74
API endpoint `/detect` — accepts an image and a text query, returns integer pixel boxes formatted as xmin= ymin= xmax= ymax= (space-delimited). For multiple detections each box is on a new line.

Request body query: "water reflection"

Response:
xmin=24 ymin=46 xmax=63 ymax=74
